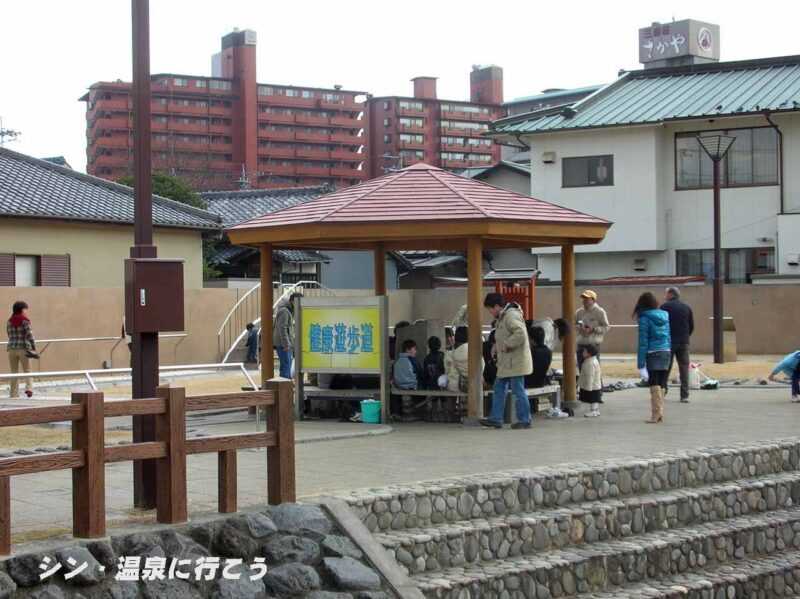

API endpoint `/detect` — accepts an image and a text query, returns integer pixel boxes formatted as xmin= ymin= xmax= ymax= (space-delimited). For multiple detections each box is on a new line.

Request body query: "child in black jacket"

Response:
xmin=423 ymin=336 xmax=446 ymax=389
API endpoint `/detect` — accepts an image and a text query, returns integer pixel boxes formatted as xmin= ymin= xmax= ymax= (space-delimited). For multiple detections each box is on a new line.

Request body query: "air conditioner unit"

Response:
xmin=788 ymin=253 xmax=800 ymax=266
xmin=541 ymin=151 xmax=556 ymax=164
xmin=633 ymin=259 xmax=648 ymax=271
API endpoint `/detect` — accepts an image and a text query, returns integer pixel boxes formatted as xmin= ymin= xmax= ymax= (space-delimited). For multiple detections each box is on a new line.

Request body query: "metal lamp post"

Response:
xmin=697 ymin=134 xmax=736 ymax=364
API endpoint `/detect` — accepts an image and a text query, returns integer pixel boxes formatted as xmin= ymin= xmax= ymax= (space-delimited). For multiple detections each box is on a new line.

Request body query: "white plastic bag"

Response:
xmin=639 ymin=367 xmax=649 ymax=381
xmin=437 ymin=374 xmax=448 ymax=389
xmin=688 ymin=364 xmax=701 ymax=390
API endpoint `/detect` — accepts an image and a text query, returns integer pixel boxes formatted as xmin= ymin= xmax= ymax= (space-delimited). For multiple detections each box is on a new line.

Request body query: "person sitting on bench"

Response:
xmin=524 ymin=326 xmax=552 ymax=389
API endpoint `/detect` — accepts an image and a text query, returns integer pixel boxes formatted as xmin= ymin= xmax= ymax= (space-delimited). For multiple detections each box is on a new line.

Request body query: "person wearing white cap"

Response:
xmin=575 ymin=290 xmax=610 ymax=371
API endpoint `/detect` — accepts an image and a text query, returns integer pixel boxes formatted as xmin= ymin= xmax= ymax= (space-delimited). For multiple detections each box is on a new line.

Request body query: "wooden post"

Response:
xmin=156 ymin=386 xmax=187 ymax=524
xmin=0 ymin=476 xmax=8 ymax=555
xmin=261 ymin=244 xmax=274 ymax=389
xmin=218 ymin=450 xmax=237 ymax=513
xmin=264 ymin=379 xmax=296 ymax=504
xmin=374 ymin=242 xmax=386 ymax=296
xmin=72 ymin=391 xmax=106 ymax=539
xmin=561 ymin=245 xmax=576 ymax=403
xmin=467 ymin=236 xmax=484 ymax=417
xmin=529 ymin=277 xmax=537 ymax=320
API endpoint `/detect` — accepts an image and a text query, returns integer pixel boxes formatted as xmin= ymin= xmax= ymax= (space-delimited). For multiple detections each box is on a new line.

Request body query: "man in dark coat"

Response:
xmin=660 ymin=286 xmax=694 ymax=402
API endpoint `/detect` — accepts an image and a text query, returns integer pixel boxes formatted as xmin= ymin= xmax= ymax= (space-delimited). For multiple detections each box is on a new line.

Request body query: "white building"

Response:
xmin=490 ymin=48 xmax=800 ymax=284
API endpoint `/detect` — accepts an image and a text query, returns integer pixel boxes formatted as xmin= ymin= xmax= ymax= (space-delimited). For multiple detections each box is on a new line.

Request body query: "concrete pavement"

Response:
xmin=6 ymin=383 xmax=800 ymax=544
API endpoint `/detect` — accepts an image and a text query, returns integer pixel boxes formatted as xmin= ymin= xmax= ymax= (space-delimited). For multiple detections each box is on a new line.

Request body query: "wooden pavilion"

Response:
xmin=226 ymin=163 xmax=611 ymax=415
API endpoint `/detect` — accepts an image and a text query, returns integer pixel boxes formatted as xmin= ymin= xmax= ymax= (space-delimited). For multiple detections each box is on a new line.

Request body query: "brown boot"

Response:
xmin=645 ymin=386 xmax=662 ymax=423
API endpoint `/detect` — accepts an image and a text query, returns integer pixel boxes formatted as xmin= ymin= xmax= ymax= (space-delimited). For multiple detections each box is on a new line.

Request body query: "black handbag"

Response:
xmin=26 ymin=347 xmax=39 ymax=359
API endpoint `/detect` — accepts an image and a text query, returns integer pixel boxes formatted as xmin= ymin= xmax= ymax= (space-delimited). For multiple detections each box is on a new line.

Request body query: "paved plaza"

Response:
xmin=5 ymin=381 xmax=798 ymax=548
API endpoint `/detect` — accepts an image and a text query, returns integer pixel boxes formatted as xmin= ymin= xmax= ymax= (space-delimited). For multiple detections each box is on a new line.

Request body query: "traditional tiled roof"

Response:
xmin=491 ymin=55 xmax=800 ymax=136
xmin=0 ymin=147 xmax=221 ymax=230
xmin=201 ymin=185 xmax=334 ymax=226
xmin=228 ymin=163 xmax=609 ymax=230
xmin=212 ymin=245 xmax=329 ymax=265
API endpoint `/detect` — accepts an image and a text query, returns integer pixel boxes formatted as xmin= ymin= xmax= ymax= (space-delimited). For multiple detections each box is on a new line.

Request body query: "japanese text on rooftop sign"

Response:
xmin=301 ymin=306 xmax=381 ymax=371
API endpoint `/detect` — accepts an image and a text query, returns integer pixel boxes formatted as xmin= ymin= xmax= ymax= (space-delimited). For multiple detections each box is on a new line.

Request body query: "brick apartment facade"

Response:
xmin=365 ymin=66 xmax=504 ymax=178
xmin=82 ymin=30 xmax=366 ymax=190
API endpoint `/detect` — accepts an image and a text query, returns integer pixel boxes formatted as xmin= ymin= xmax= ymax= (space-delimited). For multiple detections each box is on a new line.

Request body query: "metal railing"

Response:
xmin=1 ymin=361 xmax=258 ymax=393
xmin=217 ymin=281 xmax=335 ymax=363
xmin=0 ymin=333 xmax=187 ymax=370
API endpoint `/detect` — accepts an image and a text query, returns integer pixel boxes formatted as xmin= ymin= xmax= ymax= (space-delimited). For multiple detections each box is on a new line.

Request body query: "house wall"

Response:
xmin=525 ymin=112 xmax=800 ymax=280
xmin=0 ymin=219 xmax=205 ymax=288
xmin=475 ymin=169 xmax=530 ymax=195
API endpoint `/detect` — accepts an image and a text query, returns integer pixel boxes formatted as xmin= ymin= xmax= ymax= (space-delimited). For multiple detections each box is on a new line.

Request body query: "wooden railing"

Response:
xmin=0 ymin=379 xmax=294 ymax=555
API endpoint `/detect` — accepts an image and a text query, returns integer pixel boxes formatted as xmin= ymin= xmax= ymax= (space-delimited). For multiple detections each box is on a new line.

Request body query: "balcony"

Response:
xmin=330 ymin=167 xmax=364 ymax=179
xmin=298 ymin=166 xmax=331 ymax=177
xmin=93 ymin=154 xmax=129 ymax=167
xmin=259 ymin=146 xmax=296 ymax=158
xmin=330 ymin=132 xmax=361 ymax=145
xmin=331 ymin=149 xmax=361 ymax=160
xmin=440 ymin=142 xmax=467 ymax=153
xmin=296 ymin=131 xmax=330 ymax=143
xmin=259 ymin=112 xmax=295 ymax=124
xmin=398 ymin=139 xmax=426 ymax=150
xmin=208 ymin=104 xmax=233 ymax=116
xmin=91 ymin=117 xmax=131 ymax=133
xmin=330 ymin=115 xmax=362 ymax=128
xmin=94 ymin=98 xmax=131 ymax=111
xmin=209 ymin=123 xmax=231 ymax=134
xmin=267 ymin=163 xmax=298 ymax=175
xmin=296 ymin=148 xmax=330 ymax=159
xmin=440 ymin=109 xmax=491 ymax=122
xmin=295 ymin=114 xmax=329 ymax=126
xmin=93 ymin=135 xmax=130 ymax=150
xmin=169 ymin=121 xmax=210 ymax=134
xmin=398 ymin=123 xmax=426 ymax=133
xmin=260 ymin=129 xmax=295 ymax=141
xmin=398 ymin=106 xmax=427 ymax=117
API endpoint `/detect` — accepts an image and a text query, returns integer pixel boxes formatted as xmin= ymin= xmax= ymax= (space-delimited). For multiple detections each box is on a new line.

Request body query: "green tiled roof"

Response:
xmin=490 ymin=55 xmax=800 ymax=136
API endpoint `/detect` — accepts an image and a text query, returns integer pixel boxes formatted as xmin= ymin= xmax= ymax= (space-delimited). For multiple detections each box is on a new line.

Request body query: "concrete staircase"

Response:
xmin=338 ymin=439 xmax=800 ymax=598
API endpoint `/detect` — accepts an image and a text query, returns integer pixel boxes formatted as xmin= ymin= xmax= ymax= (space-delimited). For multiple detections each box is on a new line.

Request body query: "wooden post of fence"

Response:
xmin=218 ymin=450 xmax=237 ymax=513
xmin=72 ymin=391 xmax=106 ymax=539
xmin=0 ymin=476 xmax=9 ymax=555
xmin=156 ymin=386 xmax=187 ymax=524
xmin=264 ymin=379 xmax=295 ymax=504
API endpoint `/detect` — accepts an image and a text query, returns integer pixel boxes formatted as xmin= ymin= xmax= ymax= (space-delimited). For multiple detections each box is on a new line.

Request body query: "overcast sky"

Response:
xmin=1 ymin=1 xmax=798 ymax=173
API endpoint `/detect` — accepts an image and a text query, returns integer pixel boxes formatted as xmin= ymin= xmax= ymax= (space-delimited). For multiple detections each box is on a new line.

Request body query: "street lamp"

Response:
xmin=697 ymin=134 xmax=735 ymax=364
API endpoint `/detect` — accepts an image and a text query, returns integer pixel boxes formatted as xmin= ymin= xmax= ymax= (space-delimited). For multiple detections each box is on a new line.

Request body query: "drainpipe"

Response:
xmin=763 ymin=110 xmax=785 ymax=214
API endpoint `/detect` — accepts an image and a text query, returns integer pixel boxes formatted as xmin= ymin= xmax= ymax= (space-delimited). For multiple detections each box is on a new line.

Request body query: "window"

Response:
xmin=173 ymin=78 xmax=188 ymax=87
xmin=301 ymin=90 xmax=315 ymax=99
xmin=173 ymin=99 xmax=190 ymax=106
xmin=399 ymin=100 xmax=424 ymax=111
xmin=285 ymin=89 xmax=299 ymax=98
xmin=677 ymin=247 xmax=775 ymax=284
xmin=209 ymin=79 xmax=232 ymax=90
xmin=383 ymin=134 xmax=391 ymax=143
xmin=322 ymin=93 xmax=340 ymax=103
xmin=382 ymin=101 xmax=391 ymax=110
xmin=383 ymin=118 xmax=391 ymax=127
xmin=562 ymin=155 xmax=614 ymax=187
xmin=153 ymin=97 xmax=168 ymax=105
xmin=399 ymin=133 xmax=424 ymax=144
xmin=399 ymin=150 xmax=424 ymax=159
xmin=196 ymin=80 xmax=207 ymax=88
xmin=399 ymin=117 xmax=423 ymax=128
xmin=258 ymin=86 xmax=274 ymax=96
xmin=0 ymin=254 xmax=70 ymax=287
xmin=675 ymin=127 xmax=778 ymax=189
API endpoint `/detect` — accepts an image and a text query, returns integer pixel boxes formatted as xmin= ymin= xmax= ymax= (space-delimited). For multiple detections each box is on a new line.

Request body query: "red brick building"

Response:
xmin=365 ymin=66 xmax=503 ymax=178
xmin=82 ymin=30 xmax=366 ymax=190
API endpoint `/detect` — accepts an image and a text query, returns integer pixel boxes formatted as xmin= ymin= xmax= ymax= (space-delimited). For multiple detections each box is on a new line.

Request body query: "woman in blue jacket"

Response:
xmin=633 ymin=292 xmax=671 ymax=423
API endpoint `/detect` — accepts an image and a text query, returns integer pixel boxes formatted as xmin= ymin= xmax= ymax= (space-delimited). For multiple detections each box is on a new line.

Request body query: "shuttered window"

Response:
xmin=40 ymin=254 xmax=71 ymax=286
xmin=0 ymin=253 xmax=70 ymax=287
xmin=0 ymin=254 xmax=13 ymax=286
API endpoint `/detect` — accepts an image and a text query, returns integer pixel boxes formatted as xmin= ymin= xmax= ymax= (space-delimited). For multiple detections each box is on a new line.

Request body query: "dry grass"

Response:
xmin=0 ymin=427 xmax=131 ymax=451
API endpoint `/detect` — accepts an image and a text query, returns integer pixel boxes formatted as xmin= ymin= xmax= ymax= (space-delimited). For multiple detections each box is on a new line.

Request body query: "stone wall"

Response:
xmin=0 ymin=504 xmax=395 ymax=599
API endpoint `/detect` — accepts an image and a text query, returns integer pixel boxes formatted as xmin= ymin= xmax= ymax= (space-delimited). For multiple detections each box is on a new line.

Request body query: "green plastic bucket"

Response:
xmin=360 ymin=400 xmax=381 ymax=424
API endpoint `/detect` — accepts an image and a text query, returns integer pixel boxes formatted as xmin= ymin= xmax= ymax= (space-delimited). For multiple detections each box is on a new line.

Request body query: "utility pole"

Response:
xmin=130 ymin=0 xmax=159 ymax=509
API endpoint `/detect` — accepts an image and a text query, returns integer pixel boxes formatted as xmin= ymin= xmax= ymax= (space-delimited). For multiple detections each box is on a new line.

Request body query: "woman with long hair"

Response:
xmin=632 ymin=292 xmax=671 ymax=423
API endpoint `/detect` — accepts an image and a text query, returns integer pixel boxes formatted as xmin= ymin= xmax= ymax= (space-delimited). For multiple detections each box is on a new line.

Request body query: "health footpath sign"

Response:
xmin=299 ymin=299 xmax=383 ymax=372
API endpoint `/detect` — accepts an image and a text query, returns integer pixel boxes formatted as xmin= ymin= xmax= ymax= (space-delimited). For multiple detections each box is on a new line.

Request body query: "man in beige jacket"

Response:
xmin=481 ymin=293 xmax=533 ymax=430
xmin=575 ymin=290 xmax=610 ymax=371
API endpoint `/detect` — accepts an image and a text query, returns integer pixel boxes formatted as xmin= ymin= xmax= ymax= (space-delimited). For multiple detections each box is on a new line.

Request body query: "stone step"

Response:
xmin=412 ymin=508 xmax=800 ymax=598
xmin=576 ymin=549 xmax=800 ymax=598
xmin=377 ymin=471 xmax=800 ymax=575
xmin=344 ymin=439 xmax=800 ymax=534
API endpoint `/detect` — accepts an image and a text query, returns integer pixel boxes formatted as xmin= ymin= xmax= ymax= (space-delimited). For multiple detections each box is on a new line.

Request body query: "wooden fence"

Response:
xmin=0 ymin=379 xmax=294 ymax=555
